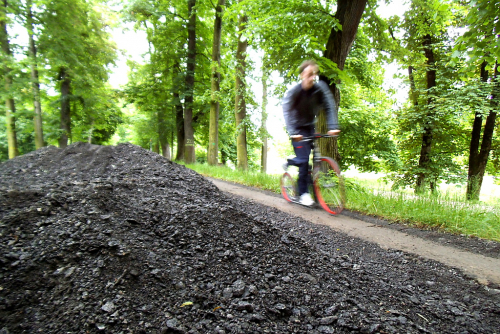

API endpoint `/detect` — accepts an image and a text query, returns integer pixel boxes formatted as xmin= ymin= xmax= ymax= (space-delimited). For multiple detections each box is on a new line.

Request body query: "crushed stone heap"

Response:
xmin=1 ymin=142 xmax=499 ymax=334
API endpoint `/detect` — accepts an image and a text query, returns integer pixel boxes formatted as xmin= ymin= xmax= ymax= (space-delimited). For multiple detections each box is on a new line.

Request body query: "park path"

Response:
xmin=209 ymin=178 xmax=500 ymax=286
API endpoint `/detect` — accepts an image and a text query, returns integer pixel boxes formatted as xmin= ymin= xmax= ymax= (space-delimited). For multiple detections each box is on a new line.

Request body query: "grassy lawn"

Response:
xmin=186 ymin=163 xmax=500 ymax=242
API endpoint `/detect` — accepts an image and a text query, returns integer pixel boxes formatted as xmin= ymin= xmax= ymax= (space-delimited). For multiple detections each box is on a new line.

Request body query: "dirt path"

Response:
xmin=209 ymin=178 xmax=500 ymax=286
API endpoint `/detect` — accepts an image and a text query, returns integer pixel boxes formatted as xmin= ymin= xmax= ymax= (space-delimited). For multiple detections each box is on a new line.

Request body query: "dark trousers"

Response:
xmin=287 ymin=127 xmax=314 ymax=195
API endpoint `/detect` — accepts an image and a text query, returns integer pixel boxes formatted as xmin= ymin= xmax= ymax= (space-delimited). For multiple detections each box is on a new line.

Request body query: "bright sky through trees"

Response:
xmin=109 ymin=23 xmax=148 ymax=89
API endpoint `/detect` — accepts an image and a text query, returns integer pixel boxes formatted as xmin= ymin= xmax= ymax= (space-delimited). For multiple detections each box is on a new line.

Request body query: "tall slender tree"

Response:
xmin=58 ymin=67 xmax=71 ymax=148
xmin=26 ymin=0 xmax=43 ymax=149
xmin=323 ymin=0 xmax=368 ymax=104
xmin=415 ymin=32 xmax=438 ymax=191
xmin=388 ymin=0 xmax=462 ymax=192
xmin=183 ymin=0 xmax=197 ymax=163
xmin=235 ymin=1 xmax=248 ymax=170
xmin=173 ymin=61 xmax=185 ymax=161
xmin=452 ymin=0 xmax=500 ymax=200
xmin=260 ymin=63 xmax=269 ymax=173
xmin=1 ymin=0 xmax=18 ymax=158
xmin=208 ymin=0 xmax=225 ymax=165
xmin=467 ymin=62 xmax=498 ymax=199
xmin=158 ymin=90 xmax=171 ymax=159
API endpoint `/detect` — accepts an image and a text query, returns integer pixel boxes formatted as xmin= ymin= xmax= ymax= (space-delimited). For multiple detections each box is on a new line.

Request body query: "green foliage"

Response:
xmin=229 ymin=0 xmax=340 ymax=82
xmin=384 ymin=0 xmax=475 ymax=190
xmin=452 ymin=0 xmax=500 ymax=73
xmin=361 ymin=1 xmax=406 ymax=62
xmin=332 ymin=25 xmax=400 ymax=173
xmin=121 ymin=0 xmax=268 ymax=167
xmin=385 ymin=0 xmax=498 ymax=193
xmin=70 ymin=89 xmax=124 ymax=145
xmin=123 ymin=61 xmax=172 ymax=147
xmin=38 ymin=0 xmax=117 ymax=83
xmin=0 ymin=110 xmax=36 ymax=162
xmin=36 ymin=0 xmax=119 ymax=146
xmin=0 ymin=0 xmax=120 ymax=156
xmin=338 ymin=83 xmax=400 ymax=173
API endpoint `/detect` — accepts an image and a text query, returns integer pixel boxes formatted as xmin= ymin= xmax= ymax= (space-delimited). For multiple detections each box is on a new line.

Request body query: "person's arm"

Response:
xmin=317 ymin=81 xmax=340 ymax=132
xmin=282 ymin=85 xmax=300 ymax=135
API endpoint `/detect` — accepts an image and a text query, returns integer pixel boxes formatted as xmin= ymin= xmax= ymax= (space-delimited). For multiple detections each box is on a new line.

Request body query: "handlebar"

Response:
xmin=290 ymin=133 xmax=339 ymax=141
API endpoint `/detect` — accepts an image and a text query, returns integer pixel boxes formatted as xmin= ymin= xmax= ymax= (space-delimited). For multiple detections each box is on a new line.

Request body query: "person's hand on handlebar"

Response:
xmin=327 ymin=129 xmax=341 ymax=136
xmin=291 ymin=130 xmax=340 ymax=141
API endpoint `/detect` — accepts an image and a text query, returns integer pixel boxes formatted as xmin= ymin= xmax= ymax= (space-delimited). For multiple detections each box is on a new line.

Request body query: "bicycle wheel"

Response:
xmin=281 ymin=172 xmax=298 ymax=202
xmin=313 ymin=158 xmax=345 ymax=214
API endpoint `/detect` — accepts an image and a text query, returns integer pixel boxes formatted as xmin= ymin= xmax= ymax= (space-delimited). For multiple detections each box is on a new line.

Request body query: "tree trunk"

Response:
xmin=173 ymin=62 xmax=185 ymax=161
xmin=171 ymin=130 xmax=174 ymax=159
xmin=4 ymin=76 xmax=17 ymax=158
xmin=220 ymin=150 xmax=228 ymax=165
xmin=183 ymin=0 xmax=197 ymax=163
xmin=59 ymin=68 xmax=72 ymax=148
xmin=208 ymin=0 xmax=224 ymax=165
xmin=87 ymin=119 xmax=94 ymax=143
xmin=467 ymin=61 xmax=498 ymax=200
xmin=260 ymin=66 xmax=269 ymax=173
xmin=321 ymin=0 xmax=367 ymax=162
xmin=235 ymin=5 xmax=248 ymax=171
xmin=156 ymin=56 xmax=171 ymax=160
xmin=26 ymin=0 xmax=44 ymax=149
xmin=158 ymin=106 xmax=170 ymax=159
xmin=175 ymin=93 xmax=185 ymax=161
xmin=408 ymin=66 xmax=418 ymax=107
xmin=1 ymin=0 xmax=18 ymax=158
xmin=416 ymin=34 xmax=437 ymax=192
xmin=162 ymin=142 xmax=171 ymax=160
xmin=324 ymin=0 xmax=367 ymax=74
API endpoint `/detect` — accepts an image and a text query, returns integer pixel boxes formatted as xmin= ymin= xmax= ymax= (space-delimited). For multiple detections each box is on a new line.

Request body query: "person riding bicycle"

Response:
xmin=282 ymin=60 xmax=341 ymax=206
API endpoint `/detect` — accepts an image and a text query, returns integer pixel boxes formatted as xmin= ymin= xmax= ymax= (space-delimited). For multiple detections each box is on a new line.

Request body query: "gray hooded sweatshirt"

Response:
xmin=282 ymin=80 xmax=340 ymax=135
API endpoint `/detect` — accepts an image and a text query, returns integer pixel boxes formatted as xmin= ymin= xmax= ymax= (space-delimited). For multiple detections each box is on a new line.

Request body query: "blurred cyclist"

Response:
xmin=282 ymin=60 xmax=341 ymax=206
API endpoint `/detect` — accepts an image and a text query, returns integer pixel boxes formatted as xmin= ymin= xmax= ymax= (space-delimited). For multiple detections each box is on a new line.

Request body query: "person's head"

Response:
xmin=299 ymin=60 xmax=318 ymax=91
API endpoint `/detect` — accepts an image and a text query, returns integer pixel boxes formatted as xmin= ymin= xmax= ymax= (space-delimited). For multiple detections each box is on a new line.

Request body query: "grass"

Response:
xmin=186 ymin=163 xmax=500 ymax=242
xmin=186 ymin=163 xmax=282 ymax=193
xmin=347 ymin=183 xmax=500 ymax=241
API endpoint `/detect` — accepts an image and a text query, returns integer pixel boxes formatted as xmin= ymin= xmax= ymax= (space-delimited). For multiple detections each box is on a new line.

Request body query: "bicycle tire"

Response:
xmin=281 ymin=172 xmax=298 ymax=202
xmin=313 ymin=158 xmax=345 ymax=215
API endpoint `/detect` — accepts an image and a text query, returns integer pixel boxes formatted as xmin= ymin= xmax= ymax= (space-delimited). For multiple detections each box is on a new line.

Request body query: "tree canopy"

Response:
xmin=1 ymin=0 xmax=498 ymax=200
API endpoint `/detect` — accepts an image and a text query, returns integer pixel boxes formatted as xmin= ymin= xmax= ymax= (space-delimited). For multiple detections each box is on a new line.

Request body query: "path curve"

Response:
xmin=209 ymin=178 xmax=500 ymax=286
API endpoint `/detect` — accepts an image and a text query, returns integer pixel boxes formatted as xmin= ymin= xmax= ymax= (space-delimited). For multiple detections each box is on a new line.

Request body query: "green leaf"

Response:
xmin=451 ymin=50 xmax=461 ymax=59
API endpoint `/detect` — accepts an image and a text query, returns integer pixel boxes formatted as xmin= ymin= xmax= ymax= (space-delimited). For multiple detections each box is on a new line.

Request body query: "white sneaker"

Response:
xmin=299 ymin=193 xmax=314 ymax=206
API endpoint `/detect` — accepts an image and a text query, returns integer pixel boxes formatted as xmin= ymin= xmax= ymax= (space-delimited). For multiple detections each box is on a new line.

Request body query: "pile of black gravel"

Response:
xmin=0 ymin=142 xmax=499 ymax=334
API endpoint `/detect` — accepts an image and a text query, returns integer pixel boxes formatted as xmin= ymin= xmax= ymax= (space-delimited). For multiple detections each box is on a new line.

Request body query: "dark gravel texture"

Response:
xmin=0 ymin=142 xmax=499 ymax=334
